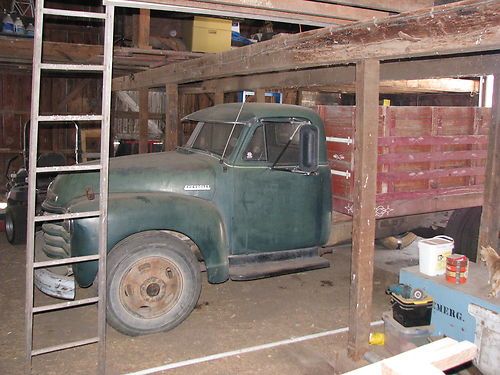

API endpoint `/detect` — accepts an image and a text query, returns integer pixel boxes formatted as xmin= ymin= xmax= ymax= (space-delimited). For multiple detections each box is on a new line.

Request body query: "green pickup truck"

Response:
xmin=36 ymin=103 xmax=332 ymax=336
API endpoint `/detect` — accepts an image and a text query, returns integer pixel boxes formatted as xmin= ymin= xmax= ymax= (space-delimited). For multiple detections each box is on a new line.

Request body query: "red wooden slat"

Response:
xmin=378 ymin=150 xmax=487 ymax=164
xmin=377 ymin=135 xmax=488 ymax=147
xmin=378 ymin=167 xmax=485 ymax=182
xmin=377 ymin=185 xmax=484 ymax=202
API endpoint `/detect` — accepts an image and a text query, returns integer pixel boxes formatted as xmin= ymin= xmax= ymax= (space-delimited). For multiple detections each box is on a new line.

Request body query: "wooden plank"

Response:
xmin=320 ymin=0 xmax=433 ymax=13
xmin=139 ymin=88 xmax=149 ymax=153
xmin=377 ymin=135 xmax=488 ymax=147
xmin=177 ymin=54 xmax=499 ymax=94
xmin=378 ymin=167 xmax=486 ymax=182
xmin=133 ymin=9 xmax=151 ymax=49
xmin=112 ymin=1 xmax=500 ymax=90
xmin=377 ymin=185 xmax=484 ymax=202
xmin=213 ymin=90 xmax=224 ymax=105
xmin=478 ymin=71 xmax=500 ymax=254
xmin=105 ymin=0 xmax=391 ymax=26
xmin=377 ymin=150 xmax=487 ymax=164
xmin=255 ymin=89 xmax=266 ymax=103
xmin=345 ymin=338 xmax=476 ymax=375
xmin=348 ymin=59 xmax=379 ymax=360
xmin=165 ymin=83 xmax=179 ymax=151
xmin=56 ymin=80 xmax=92 ymax=113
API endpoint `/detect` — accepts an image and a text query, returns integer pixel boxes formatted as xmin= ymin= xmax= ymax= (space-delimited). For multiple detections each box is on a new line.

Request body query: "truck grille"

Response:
xmin=41 ymin=221 xmax=70 ymax=258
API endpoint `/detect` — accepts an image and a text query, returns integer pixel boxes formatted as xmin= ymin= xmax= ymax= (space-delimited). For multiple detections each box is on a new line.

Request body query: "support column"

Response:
xmin=165 ymin=83 xmax=179 ymax=151
xmin=348 ymin=59 xmax=380 ymax=360
xmin=256 ymin=88 xmax=266 ymax=103
xmin=214 ymin=90 xmax=224 ymax=105
xmin=478 ymin=73 xmax=500 ymax=255
xmin=133 ymin=9 xmax=151 ymax=49
xmin=138 ymin=88 xmax=148 ymax=154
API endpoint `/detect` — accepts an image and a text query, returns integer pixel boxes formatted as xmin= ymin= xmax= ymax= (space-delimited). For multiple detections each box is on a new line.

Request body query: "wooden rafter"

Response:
xmin=312 ymin=0 xmax=433 ymax=13
xmin=112 ymin=0 xmax=500 ymax=91
xmin=177 ymin=54 xmax=496 ymax=95
xmin=104 ymin=0 xmax=390 ymax=26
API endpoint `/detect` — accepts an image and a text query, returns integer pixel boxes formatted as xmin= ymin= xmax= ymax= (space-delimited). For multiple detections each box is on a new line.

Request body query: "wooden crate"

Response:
xmin=317 ymin=106 xmax=490 ymax=219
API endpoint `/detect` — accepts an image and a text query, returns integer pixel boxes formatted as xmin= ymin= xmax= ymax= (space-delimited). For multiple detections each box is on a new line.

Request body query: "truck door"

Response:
xmin=231 ymin=120 xmax=326 ymax=254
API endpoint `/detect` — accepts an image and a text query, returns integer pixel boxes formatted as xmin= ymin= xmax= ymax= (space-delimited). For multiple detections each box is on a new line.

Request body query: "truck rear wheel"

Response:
xmin=107 ymin=231 xmax=201 ymax=336
xmin=5 ymin=204 xmax=27 ymax=245
xmin=444 ymin=207 xmax=481 ymax=261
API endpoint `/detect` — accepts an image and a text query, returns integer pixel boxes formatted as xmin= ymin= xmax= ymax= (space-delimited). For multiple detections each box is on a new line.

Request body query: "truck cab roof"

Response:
xmin=183 ymin=103 xmax=323 ymax=125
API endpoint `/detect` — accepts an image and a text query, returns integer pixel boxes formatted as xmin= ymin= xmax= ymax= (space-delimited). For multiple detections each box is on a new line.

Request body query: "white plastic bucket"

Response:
xmin=418 ymin=235 xmax=454 ymax=276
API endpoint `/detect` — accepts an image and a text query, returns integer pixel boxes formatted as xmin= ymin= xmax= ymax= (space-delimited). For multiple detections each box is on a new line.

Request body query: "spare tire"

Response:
xmin=379 ymin=232 xmax=418 ymax=250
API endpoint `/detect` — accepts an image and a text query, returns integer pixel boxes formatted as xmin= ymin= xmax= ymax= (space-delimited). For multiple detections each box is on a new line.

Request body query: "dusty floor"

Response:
xmin=0 ymin=235 xmax=408 ymax=375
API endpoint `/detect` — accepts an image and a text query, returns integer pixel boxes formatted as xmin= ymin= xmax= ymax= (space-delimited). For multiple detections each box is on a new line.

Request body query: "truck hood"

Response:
xmin=44 ymin=150 xmax=218 ymax=210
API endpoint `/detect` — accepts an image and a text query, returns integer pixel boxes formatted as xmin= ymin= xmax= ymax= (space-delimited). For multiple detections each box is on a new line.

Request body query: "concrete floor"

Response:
xmin=0 ymin=235 xmax=414 ymax=375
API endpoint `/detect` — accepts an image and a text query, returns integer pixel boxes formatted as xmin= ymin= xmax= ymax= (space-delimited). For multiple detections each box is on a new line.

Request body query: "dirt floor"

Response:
xmin=0 ymin=235 xmax=408 ymax=375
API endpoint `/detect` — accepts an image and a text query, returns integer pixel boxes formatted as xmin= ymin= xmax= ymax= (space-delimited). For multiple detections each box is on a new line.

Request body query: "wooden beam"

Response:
xmin=133 ymin=9 xmax=151 ymax=49
xmin=255 ymin=88 xmax=266 ymax=103
xmin=348 ymin=59 xmax=380 ymax=360
xmin=165 ymin=84 xmax=179 ymax=151
xmin=177 ymin=54 xmax=498 ymax=94
xmin=213 ymin=90 xmax=224 ymax=105
xmin=104 ymin=0 xmax=390 ymax=26
xmin=318 ymin=0 xmax=433 ymax=13
xmin=56 ymin=80 xmax=91 ymax=113
xmin=139 ymin=89 xmax=149 ymax=153
xmin=478 ymin=72 xmax=500 ymax=254
xmin=112 ymin=1 xmax=500 ymax=90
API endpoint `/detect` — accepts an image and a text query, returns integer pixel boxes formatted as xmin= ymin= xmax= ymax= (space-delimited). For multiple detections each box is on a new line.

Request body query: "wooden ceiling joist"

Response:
xmin=311 ymin=0 xmax=433 ymax=13
xmin=178 ymin=54 xmax=497 ymax=94
xmin=104 ymin=0 xmax=390 ymax=26
xmin=112 ymin=0 xmax=500 ymax=91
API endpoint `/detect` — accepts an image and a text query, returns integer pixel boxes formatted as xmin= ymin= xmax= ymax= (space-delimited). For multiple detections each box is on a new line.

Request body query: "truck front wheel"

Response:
xmin=107 ymin=231 xmax=202 ymax=336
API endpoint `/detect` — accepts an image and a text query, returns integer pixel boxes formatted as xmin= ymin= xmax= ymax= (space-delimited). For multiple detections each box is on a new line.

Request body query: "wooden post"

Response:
xmin=256 ymin=88 xmax=266 ymax=103
xmin=478 ymin=73 xmax=500 ymax=254
xmin=133 ymin=9 xmax=151 ymax=49
xmin=214 ymin=90 xmax=224 ymax=105
xmin=165 ymin=83 xmax=180 ymax=151
xmin=348 ymin=59 xmax=380 ymax=360
xmin=138 ymin=88 xmax=149 ymax=154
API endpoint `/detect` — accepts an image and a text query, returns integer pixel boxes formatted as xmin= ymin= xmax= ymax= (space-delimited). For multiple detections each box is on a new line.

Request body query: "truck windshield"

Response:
xmin=189 ymin=122 xmax=244 ymax=157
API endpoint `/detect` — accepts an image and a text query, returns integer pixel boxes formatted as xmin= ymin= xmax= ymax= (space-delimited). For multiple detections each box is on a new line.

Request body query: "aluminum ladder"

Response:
xmin=25 ymin=1 xmax=115 ymax=373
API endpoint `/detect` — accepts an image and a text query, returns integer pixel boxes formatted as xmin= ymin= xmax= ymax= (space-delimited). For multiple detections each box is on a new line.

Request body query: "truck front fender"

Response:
xmin=69 ymin=192 xmax=229 ymax=286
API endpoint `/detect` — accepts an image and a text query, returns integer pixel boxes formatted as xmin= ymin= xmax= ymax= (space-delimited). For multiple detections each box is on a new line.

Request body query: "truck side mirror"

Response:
xmin=299 ymin=125 xmax=318 ymax=173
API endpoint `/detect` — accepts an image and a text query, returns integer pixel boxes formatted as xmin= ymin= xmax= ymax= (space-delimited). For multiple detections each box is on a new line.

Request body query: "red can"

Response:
xmin=445 ymin=254 xmax=469 ymax=284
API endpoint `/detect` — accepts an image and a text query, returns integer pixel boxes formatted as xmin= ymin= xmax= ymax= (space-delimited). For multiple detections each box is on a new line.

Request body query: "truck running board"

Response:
xmin=228 ymin=247 xmax=330 ymax=281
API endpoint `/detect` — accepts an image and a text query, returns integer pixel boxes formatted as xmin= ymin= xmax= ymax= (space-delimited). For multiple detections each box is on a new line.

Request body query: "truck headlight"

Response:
xmin=46 ymin=182 xmax=58 ymax=202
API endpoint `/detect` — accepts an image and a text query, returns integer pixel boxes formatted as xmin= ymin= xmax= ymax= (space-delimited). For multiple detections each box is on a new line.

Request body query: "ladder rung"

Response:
xmin=33 ymin=297 xmax=99 ymax=314
xmin=43 ymin=8 xmax=106 ymax=20
xmin=31 ymin=337 xmax=99 ymax=357
xmin=38 ymin=115 xmax=103 ymax=122
xmin=34 ymin=254 xmax=99 ymax=268
xmin=34 ymin=211 xmax=100 ymax=222
xmin=36 ymin=165 xmax=101 ymax=173
xmin=40 ymin=63 xmax=104 ymax=72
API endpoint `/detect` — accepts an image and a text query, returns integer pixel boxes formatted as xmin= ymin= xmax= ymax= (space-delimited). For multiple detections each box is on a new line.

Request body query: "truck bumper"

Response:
xmin=34 ymin=269 xmax=75 ymax=300
xmin=33 ymin=231 xmax=75 ymax=300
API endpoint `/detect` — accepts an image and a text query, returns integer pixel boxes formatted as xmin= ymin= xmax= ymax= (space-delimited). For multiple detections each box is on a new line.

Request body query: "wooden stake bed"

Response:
xmin=318 ymin=105 xmax=490 ymax=219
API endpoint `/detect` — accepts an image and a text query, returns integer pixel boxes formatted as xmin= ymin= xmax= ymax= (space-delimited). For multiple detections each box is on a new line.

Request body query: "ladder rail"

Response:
xmin=25 ymin=0 xmax=45 ymax=368
xmin=25 ymin=1 xmax=114 ymax=372
xmin=97 ymin=4 xmax=115 ymax=372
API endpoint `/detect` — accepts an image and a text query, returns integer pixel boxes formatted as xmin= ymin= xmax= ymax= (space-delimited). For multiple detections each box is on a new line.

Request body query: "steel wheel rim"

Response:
xmin=119 ymin=256 xmax=184 ymax=319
